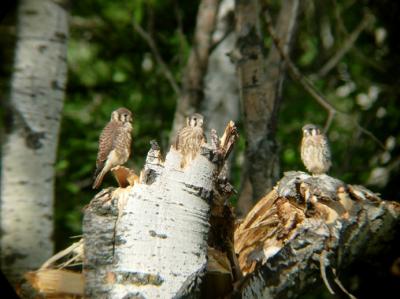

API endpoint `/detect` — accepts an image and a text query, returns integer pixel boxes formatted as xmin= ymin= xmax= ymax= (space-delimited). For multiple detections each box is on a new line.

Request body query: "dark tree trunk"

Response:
xmin=235 ymin=0 xmax=300 ymax=216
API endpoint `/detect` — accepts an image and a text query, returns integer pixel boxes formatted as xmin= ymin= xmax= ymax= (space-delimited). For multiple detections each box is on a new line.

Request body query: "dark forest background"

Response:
xmin=1 ymin=0 xmax=399 ymax=297
xmin=51 ymin=0 xmax=400 ymax=250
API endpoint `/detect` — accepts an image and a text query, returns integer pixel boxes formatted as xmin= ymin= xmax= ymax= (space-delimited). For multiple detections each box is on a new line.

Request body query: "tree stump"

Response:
xmin=83 ymin=122 xmax=238 ymax=298
xmin=234 ymin=171 xmax=400 ymax=298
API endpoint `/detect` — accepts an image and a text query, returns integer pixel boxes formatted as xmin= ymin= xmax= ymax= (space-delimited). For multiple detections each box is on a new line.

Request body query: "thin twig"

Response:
xmin=331 ymin=1 xmax=383 ymax=72
xmin=173 ymin=0 xmax=187 ymax=68
xmin=209 ymin=26 xmax=233 ymax=53
xmin=264 ymin=10 xmax=385 ymax=149
xmin=132 ymin=20 xmax=181 ymax=95
xmin=320 ymin=251 xmax=335 ymax=295
xmin=318 ymin=12 xmax=374 ymax=77
xmin=332 ymin=268 xmax=357 ymax=299
xmin=324 ymin=110 xmax=336 ymax=133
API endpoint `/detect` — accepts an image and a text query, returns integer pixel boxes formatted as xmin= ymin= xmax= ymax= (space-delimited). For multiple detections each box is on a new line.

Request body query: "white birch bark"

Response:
xmin=169 ymin=0 xmax=220 ymax=142
xmin=0 ymin=0 xmax=68 ymax=284
xmin=84 ymin=149 xmax=215 ymax=298
xmin=202 ymin=0 xmax=239 ymax=135
xmin=83 ymin=124 xmax=238 ymax=298
xmin=114 ymin=150 xmax=213 ymax=298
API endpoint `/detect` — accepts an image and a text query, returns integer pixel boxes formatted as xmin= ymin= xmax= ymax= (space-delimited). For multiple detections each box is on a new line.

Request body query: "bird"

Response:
xmin=175 ymin=113 xmax=207 ymax=168
xmin=92 ymin=107 xmax=133 ymax=189
xmin=300 ymin=124 xmax=331 ymax=175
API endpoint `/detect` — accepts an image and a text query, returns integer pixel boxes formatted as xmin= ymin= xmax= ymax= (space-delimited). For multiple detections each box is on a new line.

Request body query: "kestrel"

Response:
xmin=92 ymin=107 xmax=133 ymax=189
xmin=301 ymin=124 xmax=331 ymax=175
xmin=175 ymin=113 xmax=207 ymax=168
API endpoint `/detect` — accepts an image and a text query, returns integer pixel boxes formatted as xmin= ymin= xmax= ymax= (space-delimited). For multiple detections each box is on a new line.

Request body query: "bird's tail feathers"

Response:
xmin=92 ymin=168 xmax=107 ymax=189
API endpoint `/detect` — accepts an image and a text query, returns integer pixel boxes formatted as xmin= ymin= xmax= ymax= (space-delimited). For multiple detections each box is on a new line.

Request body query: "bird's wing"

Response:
xmin=94 ymin=122 xmax=118 ymax=176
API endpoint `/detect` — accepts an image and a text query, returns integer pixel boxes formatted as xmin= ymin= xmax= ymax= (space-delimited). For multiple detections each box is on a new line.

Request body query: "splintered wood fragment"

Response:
xmin=39 ymin=239 xmax=83 ymax=270
xmin=234 ymin=171 xmax=400 ymax=298
xmin=220 ymin=120 xmax=238 ymax=160
xmin=25 ymin=269 xmax=84 ymax=296
xmin=207 ymin=247 xmax=232 ymax=274
xmin=205 ymin=247 xmax=233 ymax=298
xmin=111 ymin=165 xmax=138 ymax=187
xmin=140 ymin=140 xmax=164 ymax=184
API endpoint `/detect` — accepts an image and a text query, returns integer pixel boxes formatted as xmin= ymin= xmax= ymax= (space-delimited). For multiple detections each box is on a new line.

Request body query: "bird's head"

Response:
xmin=112 ymin=107 xmax=133 ymax=123
xmin=187 ymin=113 xmax=204 ymax=128
xmin=302 ymin=124 xmax=321 ymax=136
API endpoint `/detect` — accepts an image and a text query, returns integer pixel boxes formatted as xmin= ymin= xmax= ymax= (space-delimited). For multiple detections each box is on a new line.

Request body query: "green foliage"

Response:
xmin=55 ymin=0 xmax=201 ymax=249
xmin=55 ymin=0 xmax=400 ymax=255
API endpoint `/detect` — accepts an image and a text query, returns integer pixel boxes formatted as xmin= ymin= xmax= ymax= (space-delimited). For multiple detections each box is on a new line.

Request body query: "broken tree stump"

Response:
xmin=234 ymin=171 xmax=400 ymax=298
xmin=83 ymin=122 xmax=238 ymax=298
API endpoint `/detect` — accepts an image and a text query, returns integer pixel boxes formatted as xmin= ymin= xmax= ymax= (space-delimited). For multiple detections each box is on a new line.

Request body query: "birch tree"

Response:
xmin=170 ymin=0 xmax=221 ymax=141
xmin=0 ymin=0 xmax=69 ymax=284
xmin=83 ymin=124 xmax=238 ymax=298
xmin=29 ymin=168 xmax=399 ymax=298
xmin=202 ymin=0 xmax=239 ymax=135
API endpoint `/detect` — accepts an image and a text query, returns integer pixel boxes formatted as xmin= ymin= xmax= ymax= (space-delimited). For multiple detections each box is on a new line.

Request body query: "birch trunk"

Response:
xmin=202 ymin=0 xmax=239 ymax=135
xmin=170 ymin=0 xmax=220 ymax=141
xmin=0 ymin=0 xmax=68 ymax=284
xmin=235 ymin=0 xmax=300 ymax=216
xmin=84 ymin=124 xmax=238 ymax=298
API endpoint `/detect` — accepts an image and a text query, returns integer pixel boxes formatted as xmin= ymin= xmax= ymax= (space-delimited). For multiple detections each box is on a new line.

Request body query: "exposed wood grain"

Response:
xmin=234 ymin=171 xmax=400 ymax=298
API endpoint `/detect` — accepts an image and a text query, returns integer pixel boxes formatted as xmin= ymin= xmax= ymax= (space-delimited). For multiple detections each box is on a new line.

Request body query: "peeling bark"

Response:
xmin=234 ymin=171 xmax=400 ymax=298
xmin=234 ymin=0 xmax=300 ymax=216
xmin=0 ymin=0 xmax=68 ymax=284
xmin=83 ymin=123 xmax=238 ymax=298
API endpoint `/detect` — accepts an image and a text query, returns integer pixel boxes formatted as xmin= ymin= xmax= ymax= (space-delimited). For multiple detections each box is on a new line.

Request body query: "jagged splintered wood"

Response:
xmin=83 ymin=122 xmax=238 ymax=298
xmin=27 ymin=154 xmax=398 ymax=298
xmin=234 ymin=171 xmax=400 ymax=298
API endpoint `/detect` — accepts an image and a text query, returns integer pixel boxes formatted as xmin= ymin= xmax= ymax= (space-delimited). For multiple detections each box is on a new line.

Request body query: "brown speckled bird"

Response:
xmin=301 ymin=124 xmax=331 ymax=175
xmin=92 ymin=108 xmax=133 ymax=189
xmin=175 ymin=113 xmax=207 ymax=168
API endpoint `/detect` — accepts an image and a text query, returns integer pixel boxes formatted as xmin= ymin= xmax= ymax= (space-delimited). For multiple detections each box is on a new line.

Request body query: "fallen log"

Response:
xmin=234 ymin=171 xmax=400 ymax=298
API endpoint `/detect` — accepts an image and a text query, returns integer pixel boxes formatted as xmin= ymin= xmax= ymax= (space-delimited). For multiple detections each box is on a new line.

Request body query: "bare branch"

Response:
xmin=209 ymin=25 xmax=233 ymax=53
xmin=173 ymin=0 xmax=187 ymax=68
xmin=331 ymin=0 xmax=384 ymax=72
xmin=318 ymin=12 xmax=374 ymax=77
xmin=132 ymin=20 xmax=181 ymax=95
xmin=264 ymin=9 xmax=385 ymax=148
xmin=322 ymin=108 xmax=336 ymax=132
